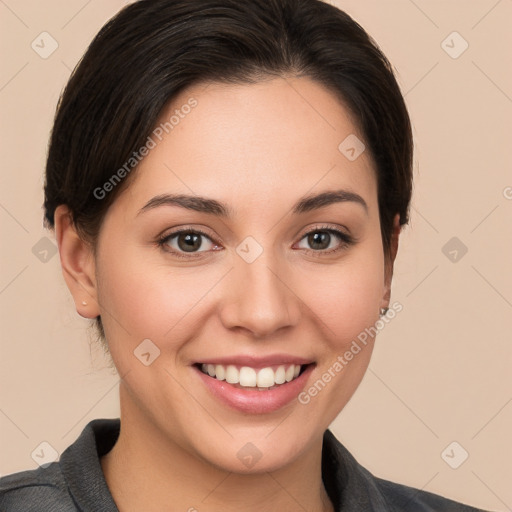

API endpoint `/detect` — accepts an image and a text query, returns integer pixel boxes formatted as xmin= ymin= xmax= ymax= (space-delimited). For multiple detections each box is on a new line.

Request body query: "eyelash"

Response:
xmin=157 ymin=225 xmax=356 ymax=260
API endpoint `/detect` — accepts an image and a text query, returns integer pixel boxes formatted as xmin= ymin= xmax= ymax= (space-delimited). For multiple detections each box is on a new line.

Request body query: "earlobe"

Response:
xmin=381 ymin=213 xmax=401 ymax=310
xmin=54 ymin=205 xmax=100 ymax=319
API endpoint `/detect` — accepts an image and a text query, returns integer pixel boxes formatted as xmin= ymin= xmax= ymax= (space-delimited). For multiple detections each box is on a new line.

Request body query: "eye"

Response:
xmin=157 ymin=224 xmax=356 ymax=260
xmin=157 ymin=228 xmax=220 ymax=259
xmin=295 ymin=225 xmax=355 ymax=255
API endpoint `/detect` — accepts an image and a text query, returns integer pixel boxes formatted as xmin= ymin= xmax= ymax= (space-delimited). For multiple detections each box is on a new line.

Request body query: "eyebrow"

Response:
xmin=138 ymin=189 xmax=368 ymax=217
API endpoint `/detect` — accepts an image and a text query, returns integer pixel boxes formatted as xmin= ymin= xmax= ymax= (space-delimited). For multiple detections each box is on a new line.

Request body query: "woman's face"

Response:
xmin=91 ymin=77 xmax=394 ymax=472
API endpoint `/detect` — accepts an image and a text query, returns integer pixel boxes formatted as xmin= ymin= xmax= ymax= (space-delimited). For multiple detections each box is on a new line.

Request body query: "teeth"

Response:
xmin=239 ymin=367 xmax=257 ymax=387
xmin=275 ymin=366 xmax=286 ymax=384
xmin=199 ymin=363 xmax=304 ymax=388
xmin=256 ymin=367 xmax=274 ymax=388
xmin=225 ymin=365 xmax=239 ymax=384
xmin=215 ymin=364 xmax=225 ymax=381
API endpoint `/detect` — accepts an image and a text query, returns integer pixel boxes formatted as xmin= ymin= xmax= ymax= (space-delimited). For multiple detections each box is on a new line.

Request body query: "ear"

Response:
xmin=54 ymin=205 xmax=100 ymax=319
xmin=381 ymin=213 xmax=401 ymax=310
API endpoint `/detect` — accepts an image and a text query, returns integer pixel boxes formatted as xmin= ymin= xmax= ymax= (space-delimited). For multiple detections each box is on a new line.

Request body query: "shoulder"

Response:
xmin=0 ymin=462 xmax=76 ymax=512
xmin=373 ymin=473 xmax=490 ymax=511
xmin=0 ymin=418 xmax=120 ymax=512
xmin=322 ymin=429 xmax=493 ymax=512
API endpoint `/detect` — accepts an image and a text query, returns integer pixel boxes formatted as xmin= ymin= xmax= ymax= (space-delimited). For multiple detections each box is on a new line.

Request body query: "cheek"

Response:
xmin=294 ymin=250 xmax=385 ymax=425
xmin=95 ymin=245 xmax=226 ymax=344
xmin=297 ymin=250 xmax=385 ymax=347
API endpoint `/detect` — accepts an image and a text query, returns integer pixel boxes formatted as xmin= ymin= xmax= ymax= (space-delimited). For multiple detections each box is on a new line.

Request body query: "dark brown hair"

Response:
xmin=43 ymin=0 xmax=413 ymax=341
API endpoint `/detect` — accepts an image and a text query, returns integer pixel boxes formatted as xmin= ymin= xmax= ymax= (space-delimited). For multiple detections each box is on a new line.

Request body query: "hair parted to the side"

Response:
xmin=43 ymin=0 xmax=413 ymax=347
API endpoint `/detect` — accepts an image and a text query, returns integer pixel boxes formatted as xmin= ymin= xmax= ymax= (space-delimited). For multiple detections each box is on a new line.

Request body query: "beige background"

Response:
xmin=1 ymin=1 xmax=511 ymax=510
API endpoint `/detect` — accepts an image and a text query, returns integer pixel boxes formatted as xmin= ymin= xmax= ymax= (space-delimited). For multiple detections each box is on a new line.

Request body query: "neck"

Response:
xmin=101 ymin=389 xmax=334 ymax=512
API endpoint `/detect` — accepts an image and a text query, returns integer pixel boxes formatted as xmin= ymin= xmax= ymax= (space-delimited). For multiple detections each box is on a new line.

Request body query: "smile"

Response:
xmin=198 ymin=363 xmax=304 ymax=390
xmin=193 ymin=358 xmax=315 ymax=414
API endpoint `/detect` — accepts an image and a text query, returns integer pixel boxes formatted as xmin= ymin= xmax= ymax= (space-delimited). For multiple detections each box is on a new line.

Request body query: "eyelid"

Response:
xmin=296 ymin=222 xmax=352 ymax=240
xmin=159 ymin=225 xmax=218 ymax=243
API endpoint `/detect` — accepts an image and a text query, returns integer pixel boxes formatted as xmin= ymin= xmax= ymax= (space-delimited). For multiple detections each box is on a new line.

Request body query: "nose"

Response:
xmin=219 ymin=252 xmax=302 ymax=339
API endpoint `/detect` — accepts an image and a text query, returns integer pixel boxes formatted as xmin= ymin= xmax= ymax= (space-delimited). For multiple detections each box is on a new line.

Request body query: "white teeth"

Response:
xmin=215 ymin=364 xmax=225 ymax=381
xmin=199 ymin=363 xmax=304 ymax=388
xmin=239 ymin=367 xmax=257 ymax=387
xmin=256 ymin=367 xmax=275 ymax=388
xmin=275 ymin=366 xmax=286 ymax=384
xmin=225 ymin=365 xmax=239 ymax=384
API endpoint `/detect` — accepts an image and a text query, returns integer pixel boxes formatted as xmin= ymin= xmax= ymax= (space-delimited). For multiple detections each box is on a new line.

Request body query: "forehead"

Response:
xmin=118 ymin=77 xmax=377 ymax=214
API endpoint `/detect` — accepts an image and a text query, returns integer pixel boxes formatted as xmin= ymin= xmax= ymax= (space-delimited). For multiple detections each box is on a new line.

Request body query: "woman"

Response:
xmin=0 ymin=0 xmax=494 ymax=510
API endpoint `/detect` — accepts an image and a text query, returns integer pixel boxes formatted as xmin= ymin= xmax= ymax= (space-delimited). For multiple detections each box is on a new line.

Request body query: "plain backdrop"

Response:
xmin=0 ymin=1 xmax=511 ymax=511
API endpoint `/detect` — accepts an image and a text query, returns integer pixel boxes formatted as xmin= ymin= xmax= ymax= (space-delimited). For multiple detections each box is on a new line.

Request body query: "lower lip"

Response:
xmin=193 ymin=364 xmax=315 ymax=414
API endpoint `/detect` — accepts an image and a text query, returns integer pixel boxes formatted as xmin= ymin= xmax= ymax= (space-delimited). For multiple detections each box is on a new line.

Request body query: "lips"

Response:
xmin=192 ymin=355 xmax=315 ymax=414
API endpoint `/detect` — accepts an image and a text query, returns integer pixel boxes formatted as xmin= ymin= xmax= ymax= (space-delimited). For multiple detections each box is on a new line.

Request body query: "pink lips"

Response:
xmin=193 ymin=358 xmax=315 ymax=414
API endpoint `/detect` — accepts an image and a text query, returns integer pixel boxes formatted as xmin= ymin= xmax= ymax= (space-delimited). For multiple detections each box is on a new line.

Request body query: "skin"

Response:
xmin=55 ymin=76 xmax=400 ymax=512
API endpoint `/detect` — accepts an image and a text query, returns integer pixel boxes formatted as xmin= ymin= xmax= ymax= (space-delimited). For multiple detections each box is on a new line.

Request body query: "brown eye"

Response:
xmin=158 ymin=228 xmax=220 ymax=259
xmin=296 ymin=227 xmax=355 ymax=255
xmin=175 ymin=232 xmax=203 ymax=252
xmin=306 ymin=231 xmax=332 ymax=251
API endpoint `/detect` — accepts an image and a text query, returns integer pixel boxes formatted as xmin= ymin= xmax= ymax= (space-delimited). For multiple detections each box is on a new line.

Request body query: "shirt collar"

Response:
xmin=60 ymin=419 xmax=120 ymax=512
xmin=322 ymin=429 xmax=391 ymax=511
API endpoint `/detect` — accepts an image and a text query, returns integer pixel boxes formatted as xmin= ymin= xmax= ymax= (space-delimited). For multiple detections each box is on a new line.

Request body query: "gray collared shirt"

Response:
xmin=0 ymin=419 xmax=492 ymax=511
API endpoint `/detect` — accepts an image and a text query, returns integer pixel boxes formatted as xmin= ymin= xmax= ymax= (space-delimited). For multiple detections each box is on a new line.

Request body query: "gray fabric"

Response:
xmin=0 ymin=419 xmax=492 ymax=511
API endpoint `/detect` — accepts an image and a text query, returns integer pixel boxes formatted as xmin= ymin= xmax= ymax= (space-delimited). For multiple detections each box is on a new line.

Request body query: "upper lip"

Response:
xmin=195 ymin=354 xmax=314 ymax=367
